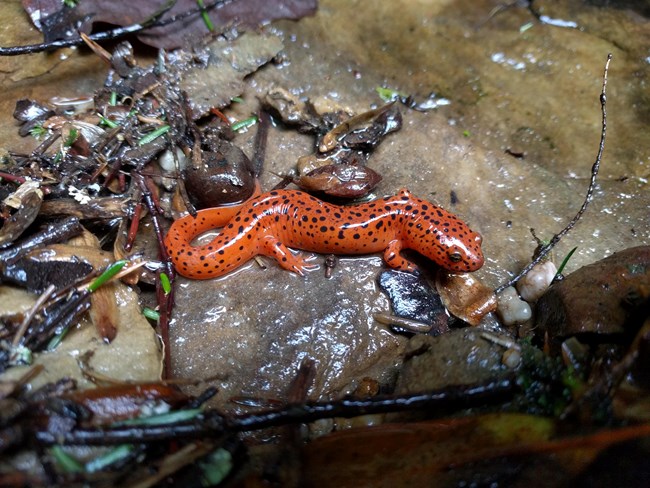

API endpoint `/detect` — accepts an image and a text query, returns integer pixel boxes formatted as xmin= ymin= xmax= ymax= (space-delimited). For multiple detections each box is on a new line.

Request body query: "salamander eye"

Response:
xmin=448 ymin=250 xmax=463 ymax=263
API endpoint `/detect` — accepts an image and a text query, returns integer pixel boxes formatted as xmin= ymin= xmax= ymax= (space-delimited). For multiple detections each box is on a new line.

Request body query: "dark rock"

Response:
xmin=535 ymin=246 xmax=650 ymax=344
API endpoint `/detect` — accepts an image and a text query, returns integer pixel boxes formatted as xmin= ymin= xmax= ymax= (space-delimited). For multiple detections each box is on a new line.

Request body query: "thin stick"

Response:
xmin=0 ymin=0 xmax=232 ymax=56
xmin=495 ymin=53 xmax=612 ymax=294
xmin=12 ymin=284 xmax=56 ymax=347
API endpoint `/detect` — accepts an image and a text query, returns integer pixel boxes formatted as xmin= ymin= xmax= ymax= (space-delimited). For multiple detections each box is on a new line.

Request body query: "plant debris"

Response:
xmin=21 ymin=0 xmax=317 ymax=50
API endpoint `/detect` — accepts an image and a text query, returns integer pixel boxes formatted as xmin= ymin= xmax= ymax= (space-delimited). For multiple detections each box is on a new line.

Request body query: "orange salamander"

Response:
xmin=164 ymin=188 xmax=484 ymax=279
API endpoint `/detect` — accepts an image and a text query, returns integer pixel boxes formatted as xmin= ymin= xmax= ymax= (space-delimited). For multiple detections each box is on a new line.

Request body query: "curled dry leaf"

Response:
xmin=298 ymin=163 xmax=382 ymax=198
xmin=319 ymin=102 xmax=401 ymax=153
xmin=436 ymin=271 xmax=497 ymax=326
xmin=0 ymin=181 xmax=43 ymax=248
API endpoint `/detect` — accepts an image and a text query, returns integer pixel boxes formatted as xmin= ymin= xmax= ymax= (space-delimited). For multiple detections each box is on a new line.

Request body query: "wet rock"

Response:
xmin=184 ymin=139 xmax=257 ymax=208
xmin=535 ymin=246 xmax=650 ymax=344
xmin=180 ymin=32 xmax=284 ymax=118
xmin=394 ymin=328 xmax=508 ymax=394
xmin=170 ymin=258 xmax=406 ymax=411
xmin=377 ymin=270 xmax=449 ymax=335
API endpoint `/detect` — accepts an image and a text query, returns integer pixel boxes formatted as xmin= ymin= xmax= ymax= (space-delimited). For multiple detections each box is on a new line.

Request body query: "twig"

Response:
xmin=34 ymin=378 xmax=515 ymax=445
xmin=133 ymin=172 xmax=174 ymax=378
xmin=0 ymin=0 xmax=232 ymax=56
xmin=495 ymin=53 xmax=611 ymax=295
xmin=251 ymin=108 xmax=271 ymax=177
xmin=12 ymin=284 xmax=56 ymax=348
xmin=0 ymin=217 xmax=83 ymax=263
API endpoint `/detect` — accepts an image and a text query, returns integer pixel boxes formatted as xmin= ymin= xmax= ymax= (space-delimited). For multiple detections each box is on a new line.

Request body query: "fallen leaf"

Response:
xmin=22 ymin=0 xmax=318 ymax=49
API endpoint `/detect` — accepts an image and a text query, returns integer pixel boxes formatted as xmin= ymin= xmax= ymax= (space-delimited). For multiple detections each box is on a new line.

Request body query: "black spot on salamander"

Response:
xmin=376 ymin=221 xmax=384 ymax=230
xmin=238 ymin=225 xmax=244 ymax=234
xmin=422 ymin=204 xmax=429 ymax=211
xmin=319 ymin=216 xmax=326 ymax=221
xmin=338 ymin=231 xmax=345 ymax=240
xmin=405 ymin=205 xmax=413 ymax=211
xmin=353 ymin=233 xmax=361 ymax=239
xmin=200 ymin=255 xmax=206 ymax=261
xmin=187 ymin=251 xmax=193 ymax=256
xmin=227 ymin=223 xmax=234 ymax=229
xmin=302 ymin=216 xmax=308 ymax=222
xmin=312 ymin=217 xmax=318 ymax=223
xmin=334 ymin=212 xmax=342 ymax=218
xmin=218 ymin=250 xmax=225 ymax=255
xmin=270 ymin=190 xmax=279 ymax=196
xmin=320 ymin=226 xmax=328 ymax=232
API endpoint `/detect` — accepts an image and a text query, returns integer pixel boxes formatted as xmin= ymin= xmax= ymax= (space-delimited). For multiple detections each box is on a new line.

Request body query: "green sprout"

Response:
xmin=197 ymin=0 xmax=215 ymax=31
xmin=376 ymin=86 xmax=406 ymax=102
xmin=142 ymin=307 xmax=161 ymax=321
xmin=29 ymin=125 xmax=47 ymax=138
xmin=116 ymin=408 xmax=202 ymax=426
xmin=159 ymin=272 xmax=172 ymax=295
xmin=89 ymin=260 xmax=128 ymax=293
xmin=64 ymin=128 xmax=78 ymax=147
xmin=85 ymin=445 xmax=135 ymax=473
xmin=51 ymin=446 xmax=83 ymax=473
xmin=554 ymin=246 xmax=578 ymax=278
xmin=231 ymin=115 xmax=258 ymax=132
xmin=98 ymin=115 xmax=119 ymax=129
xmin=138 ymin=124 xmax=170 ymax=146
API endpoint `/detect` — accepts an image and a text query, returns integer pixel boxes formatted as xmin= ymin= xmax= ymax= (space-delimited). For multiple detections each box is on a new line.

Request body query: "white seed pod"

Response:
xmin=516 ymin=260 xmax=557 ymax=302
xmin=497 ymin=286 xmax=532 ymax=326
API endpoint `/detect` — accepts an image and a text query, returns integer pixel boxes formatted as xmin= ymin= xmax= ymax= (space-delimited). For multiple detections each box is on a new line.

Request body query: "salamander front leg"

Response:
xmin=261 ymin=236 xmax=319 ymax=275
xmin=383 ymin=239 xmax=418 ymax=273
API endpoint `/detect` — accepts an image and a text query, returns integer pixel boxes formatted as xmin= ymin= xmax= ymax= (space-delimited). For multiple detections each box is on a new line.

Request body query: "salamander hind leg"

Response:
xmin=383 ymin=239 xmax=418 ymax=273
xmin=261 ymin=236 xmax=319 ymax=276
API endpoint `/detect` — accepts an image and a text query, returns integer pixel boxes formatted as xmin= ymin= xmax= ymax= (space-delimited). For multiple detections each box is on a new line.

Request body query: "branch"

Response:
xmin=0 ymin=0 xmax=232 ymax=56
xmin=495 ymin=53 xmax=612 ymax=294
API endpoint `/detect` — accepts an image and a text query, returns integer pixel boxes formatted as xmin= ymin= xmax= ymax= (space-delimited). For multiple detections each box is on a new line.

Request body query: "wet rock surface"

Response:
xmin=171 ymin=257 xmax=401 ymax=409
xmin=394 ymin=329 xmax=509 ymax=394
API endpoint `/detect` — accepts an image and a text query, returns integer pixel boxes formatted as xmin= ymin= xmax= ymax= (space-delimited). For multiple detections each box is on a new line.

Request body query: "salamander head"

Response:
xmin=404 ymin=206 xmax=485 ymax=272
xmin=438 ymin=230 xmax=484 ymax=272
